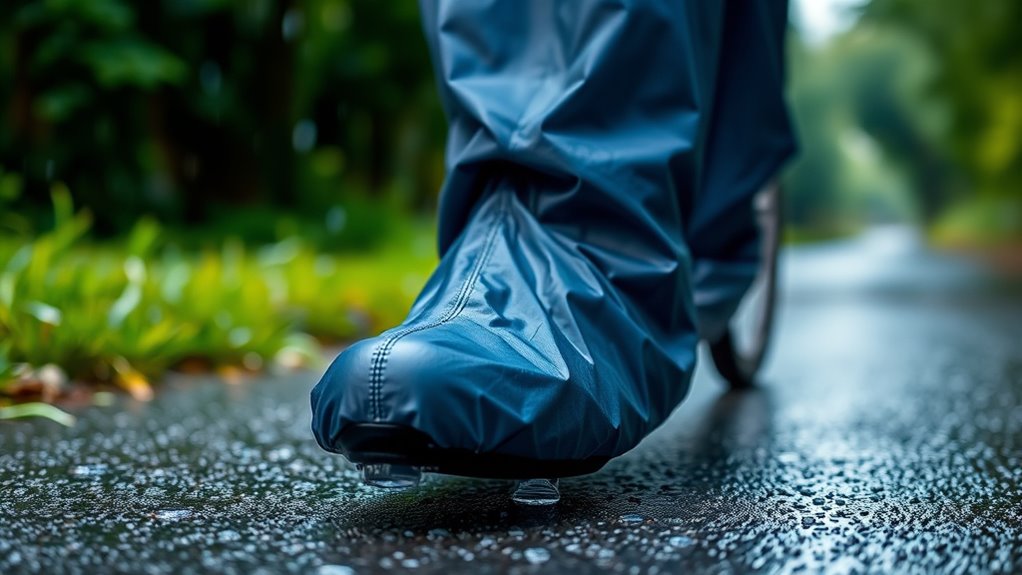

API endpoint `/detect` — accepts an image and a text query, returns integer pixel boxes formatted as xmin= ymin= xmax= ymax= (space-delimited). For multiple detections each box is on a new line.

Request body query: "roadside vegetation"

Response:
xmin=785 ymin=0 xmax=1022 ymax=243
xmin=0 ymin=188 xmax=435 ymax=423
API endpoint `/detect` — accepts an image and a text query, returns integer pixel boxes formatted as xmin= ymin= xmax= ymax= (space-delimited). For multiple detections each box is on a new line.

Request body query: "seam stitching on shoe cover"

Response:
xmin=367 ymin=191 xmax=508 ymax=422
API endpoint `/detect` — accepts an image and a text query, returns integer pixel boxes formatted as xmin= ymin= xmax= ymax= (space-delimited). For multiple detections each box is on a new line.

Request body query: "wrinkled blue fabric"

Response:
xmin=312 ymin=0 xmax=795 ymax=463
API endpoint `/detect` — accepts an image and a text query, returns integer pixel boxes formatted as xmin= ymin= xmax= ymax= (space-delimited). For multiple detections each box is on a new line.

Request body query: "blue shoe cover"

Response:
xmin=311 ymin=0 xmax=794 ymax=474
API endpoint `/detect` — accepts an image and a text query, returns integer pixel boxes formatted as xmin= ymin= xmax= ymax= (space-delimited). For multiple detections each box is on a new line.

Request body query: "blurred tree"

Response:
xmin=783 ymin=37 xmax=854 ymax=233
xmin=292 ymin=0 xmax=444 ymax=212
xmin=7 ymin=0 xmax=1016 ymax=241
xmin=783 ymin=2 xmax=1022 ymax=236
xmin=864 ymin=0 xmax=1022 ymax=200
xmin=783 ymin=27 xmax=941 ymax=234
xmin=1 ymin=0 xmax=189 ymax=233
xmin=0 ymin=0 xmax=443 ymax=239
xmin=831 ymin=28 xmax=957 ymax=222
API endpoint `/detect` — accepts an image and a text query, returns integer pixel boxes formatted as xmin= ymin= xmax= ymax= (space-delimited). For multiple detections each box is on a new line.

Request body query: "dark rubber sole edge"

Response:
xmin=337 ymin=423 xmax=610 ymax=480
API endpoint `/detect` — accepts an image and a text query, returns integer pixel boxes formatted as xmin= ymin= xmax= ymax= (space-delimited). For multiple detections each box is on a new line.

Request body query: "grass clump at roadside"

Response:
xmin=931 ymin=196 xmax=1022 ymax=247
xmin=0 ymin=189 xmax=436 ymax=424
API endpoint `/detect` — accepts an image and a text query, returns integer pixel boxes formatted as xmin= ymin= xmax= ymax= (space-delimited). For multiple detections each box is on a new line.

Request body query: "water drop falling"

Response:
xmin=511 ymin=479 xmax=560 ymax=506
xmin=360 ymin=464 xmax=421 ymax=489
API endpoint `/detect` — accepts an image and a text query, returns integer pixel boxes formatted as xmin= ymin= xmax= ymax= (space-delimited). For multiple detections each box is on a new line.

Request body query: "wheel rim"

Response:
xmin=725 ymin=181 xmax=782 ymax=380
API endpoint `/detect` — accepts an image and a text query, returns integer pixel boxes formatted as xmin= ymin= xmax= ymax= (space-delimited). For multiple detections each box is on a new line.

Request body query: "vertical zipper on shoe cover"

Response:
xmin=367 ymin=192 xmax=507 ymax=422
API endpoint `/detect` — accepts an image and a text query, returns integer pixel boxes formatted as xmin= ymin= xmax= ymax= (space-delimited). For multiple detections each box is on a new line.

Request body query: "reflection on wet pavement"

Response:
xmin=2 ymin=229 xmax=1020 ymax=573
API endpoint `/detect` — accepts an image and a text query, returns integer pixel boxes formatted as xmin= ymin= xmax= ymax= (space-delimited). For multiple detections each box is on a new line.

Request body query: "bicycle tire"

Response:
xmin=709 ymin=180 xmax=782 ymax=389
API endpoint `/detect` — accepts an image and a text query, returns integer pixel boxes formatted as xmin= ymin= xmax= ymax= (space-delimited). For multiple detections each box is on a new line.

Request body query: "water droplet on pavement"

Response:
xmin=70 ymin=464 xmax=108 ymax=477
xmin=524 ymin=548 xmax=550 ymax=564
xmin=668 ymin=535 xmax=695 ymax=548
xmin=619 ymin=513 xmax=645 ymax=526
xmin=154 ymin=509 xmax=193 ymax=521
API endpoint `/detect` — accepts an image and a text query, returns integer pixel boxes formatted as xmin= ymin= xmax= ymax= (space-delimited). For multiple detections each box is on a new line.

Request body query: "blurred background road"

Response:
xmin=2 ymin=232 xmax=1020 ymax=573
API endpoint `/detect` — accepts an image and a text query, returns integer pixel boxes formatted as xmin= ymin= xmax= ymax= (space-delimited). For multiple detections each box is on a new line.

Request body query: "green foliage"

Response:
xmin=783 ymin=37 xmax=854 ymax=232
xmin=0 ymin=0 xmax=443 ymax=236
xmin=865 ymin=0 xmax=1022 ymax=199
xmin=933 ymin=196 xmax=1022 ymax=246
xmin=783 ymin=31 xmax=924 ymax=234
xmin=784 ymin=0 xmax=1022 ymax=238
xmin=840 ymin=0 xmax=1022 ymax=241
xmin=3 ymin=0 xmax=1019 ymax=243
xmin=0 ymin=190 xmax=436 ymax=414
xmin=0 ymin=402 xmax=75 ymax=426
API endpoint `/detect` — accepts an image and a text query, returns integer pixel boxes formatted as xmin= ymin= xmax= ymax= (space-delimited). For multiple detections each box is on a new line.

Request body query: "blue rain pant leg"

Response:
xmin=311 ymin=0 xmax=795 ymax=466
xmin=689 ymin=0 xmax=797 ymax=341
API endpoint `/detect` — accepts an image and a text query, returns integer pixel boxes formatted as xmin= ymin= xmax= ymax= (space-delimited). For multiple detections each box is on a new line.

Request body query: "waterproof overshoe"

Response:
xmin=312 ymin=180 xmax=699 ymax=479
xmin=311 ymin=0 xmax=795 ymax=481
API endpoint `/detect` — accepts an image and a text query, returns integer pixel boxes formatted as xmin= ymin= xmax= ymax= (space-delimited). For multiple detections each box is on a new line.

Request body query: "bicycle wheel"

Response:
xmin=709 ymin=180 xmax=782 ymax=389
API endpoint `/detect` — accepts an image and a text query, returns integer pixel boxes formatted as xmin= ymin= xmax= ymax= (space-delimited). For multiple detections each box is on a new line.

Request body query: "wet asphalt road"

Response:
xmin=2 ymin=228 xmax=1021 ymax=574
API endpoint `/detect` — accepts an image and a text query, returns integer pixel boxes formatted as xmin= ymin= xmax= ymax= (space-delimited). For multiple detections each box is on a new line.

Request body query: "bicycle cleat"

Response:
xmin=359 ymin=463 xmax=422 ymax=490
xmin=511 ymin=479 xmax=560 ymax=506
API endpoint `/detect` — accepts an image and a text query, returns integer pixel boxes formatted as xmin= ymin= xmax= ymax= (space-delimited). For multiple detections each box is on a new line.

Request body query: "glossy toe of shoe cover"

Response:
xmin=311 ymin=188 xmax=699 ymax=464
